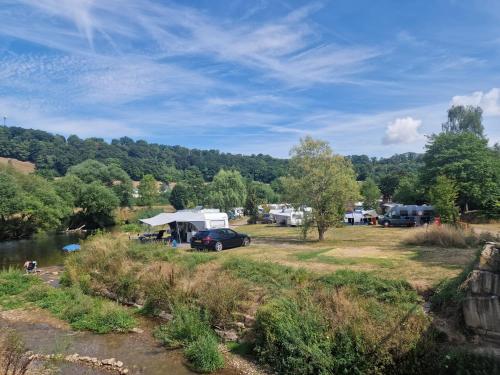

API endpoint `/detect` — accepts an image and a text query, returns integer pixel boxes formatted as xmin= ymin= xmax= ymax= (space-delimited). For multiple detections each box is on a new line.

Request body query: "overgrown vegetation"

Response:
xmin=0 ymin=330 xmax=34 ymax=375
xmin=0 ymin=269 xmax=135 ymax=334
xmin=404 ymin=224 xmax=499 ymax=248
xmin=154 ymin=305 xmax=224 ymax=373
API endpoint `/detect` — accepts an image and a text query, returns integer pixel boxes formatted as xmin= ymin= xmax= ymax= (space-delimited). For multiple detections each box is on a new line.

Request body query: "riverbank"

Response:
xmin=3 ymin=224 xmax=500 ymax=374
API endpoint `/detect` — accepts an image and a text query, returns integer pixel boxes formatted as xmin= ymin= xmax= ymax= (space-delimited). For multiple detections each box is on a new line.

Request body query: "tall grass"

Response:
xmin=403 ymin=225 xmax=490 ymax=248
xmin=25 ymin=284 xmax=136 ymax=333
xmin=0 ymin=269 xmax=135 ymax=334
xmin=154 ymin=304 xmax=224 ymax=373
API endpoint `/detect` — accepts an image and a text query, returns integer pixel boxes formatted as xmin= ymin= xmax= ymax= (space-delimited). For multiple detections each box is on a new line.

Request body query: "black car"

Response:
xmin=190 ymin=228 xmax=251 ymax=251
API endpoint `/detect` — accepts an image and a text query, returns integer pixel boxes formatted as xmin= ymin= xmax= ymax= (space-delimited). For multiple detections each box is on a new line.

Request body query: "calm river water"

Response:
xmin=0 ymin=232 xmax=86 ymax=269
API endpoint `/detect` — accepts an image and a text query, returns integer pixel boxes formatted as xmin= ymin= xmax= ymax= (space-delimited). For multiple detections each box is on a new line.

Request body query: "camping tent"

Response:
xmin=139 ymin=208 xmax=229 ymax=242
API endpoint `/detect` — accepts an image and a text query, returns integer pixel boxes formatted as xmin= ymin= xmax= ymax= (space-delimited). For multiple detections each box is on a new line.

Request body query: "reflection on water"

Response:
xmin=0 ymin=232 xmax=86 ymax=269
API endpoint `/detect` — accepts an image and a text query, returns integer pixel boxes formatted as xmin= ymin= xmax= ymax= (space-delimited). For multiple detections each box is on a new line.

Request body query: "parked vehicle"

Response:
xmin=378 ymin=205 xmax=434 ymax=227
xmin=190 ymin=228 xmax=251 ymax=251
xmin=261 ymin=213 xmax=274 ymax=224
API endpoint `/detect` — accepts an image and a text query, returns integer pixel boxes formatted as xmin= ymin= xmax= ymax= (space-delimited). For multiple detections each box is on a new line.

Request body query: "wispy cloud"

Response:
xmin=452 ymin=88 xmax=500 ymax=116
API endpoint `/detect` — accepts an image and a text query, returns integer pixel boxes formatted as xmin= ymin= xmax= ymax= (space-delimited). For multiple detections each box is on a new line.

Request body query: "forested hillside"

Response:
xmin=0 ymin=125 xmax=424 ymax=185
xmin=0 ymin=126 xmax=288 ymax=183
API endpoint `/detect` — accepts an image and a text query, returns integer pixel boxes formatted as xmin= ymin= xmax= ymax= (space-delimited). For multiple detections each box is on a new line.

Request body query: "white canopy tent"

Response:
xmin=139 ymin=209 xmax=229 ymax=243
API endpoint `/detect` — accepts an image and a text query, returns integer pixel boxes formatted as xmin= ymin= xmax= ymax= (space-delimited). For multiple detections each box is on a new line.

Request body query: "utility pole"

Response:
xmin=2 ymin=116 xmax=6 ymax=126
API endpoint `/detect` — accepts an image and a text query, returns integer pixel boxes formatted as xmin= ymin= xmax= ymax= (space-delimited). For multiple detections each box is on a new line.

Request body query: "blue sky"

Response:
xmin=1 ymin=0 xmax=499 ymax=157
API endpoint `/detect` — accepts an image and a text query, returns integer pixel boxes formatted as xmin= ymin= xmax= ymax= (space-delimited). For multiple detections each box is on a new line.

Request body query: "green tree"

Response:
xmin=138 ymin=174 xmax=158 ymax=207
xmin=76 ymin=182 xmax=119 ymax=228
xmin=378 ymin=174 xmax=400 ymax=201
xmin=68 ymin=159 xmax=132 ymax=206
xmin=360 ymin=178 xmax=380 ymax=210
xmin=442 ymin=105 xmax=484 ymax=137
xmin=207 ymin=170 xmax=246 ymax=213
xmin=169 ymin=183 xmax=190 ymax=210
xmin=393 ymin=174 xmax=425 ymax=204
xmin=0 ymin=167 xmax=71 ymax=239
xmin=429 ymin=176 xmax=459 ymax=224
xmin=53 ymin=175 xmax=83 ymax=207
xmin=286 ymin=137 xmax=359 ymax=241
xmin=421 ymin=132 xmax=499 ymax=211
xmin=245 ymin=182 xmax=260 ymax=224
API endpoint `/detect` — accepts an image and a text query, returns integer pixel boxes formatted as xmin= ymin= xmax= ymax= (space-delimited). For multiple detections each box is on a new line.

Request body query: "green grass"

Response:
xmin=294 ymin=248 xmax=394 ymax=268
xmin=185 ymin=334 xmax=225 ymax=373
xmin=25 ymin=284 xmax=136 ymax=333
xmin=318 ymin=269 xmax=419 ymax=306
xmin=154 ymin=304 xmax=224 ymax=373
xmin=0 ymin=269 xmax=135 ymax=334
xmin=223 ymin=257 xmax=309 ymax=290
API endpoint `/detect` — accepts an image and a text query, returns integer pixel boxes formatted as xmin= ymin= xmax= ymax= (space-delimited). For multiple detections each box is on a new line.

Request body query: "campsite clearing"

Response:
xmin=206 ymin=223 xmax=496 ymax=290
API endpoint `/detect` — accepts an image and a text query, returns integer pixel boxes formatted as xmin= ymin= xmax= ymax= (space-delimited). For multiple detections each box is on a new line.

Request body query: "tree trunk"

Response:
xmin=317 ymin=226 xmax=326 ymax=241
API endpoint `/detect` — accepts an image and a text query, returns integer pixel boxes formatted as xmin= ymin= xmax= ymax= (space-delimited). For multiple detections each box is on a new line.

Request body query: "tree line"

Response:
xmin=0 ymin=104 xmax=498 ymax=240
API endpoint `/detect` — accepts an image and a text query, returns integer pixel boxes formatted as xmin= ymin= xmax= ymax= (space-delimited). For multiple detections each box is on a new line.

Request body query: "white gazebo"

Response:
xmin=139 ymin=208 xmax=229 ymax=243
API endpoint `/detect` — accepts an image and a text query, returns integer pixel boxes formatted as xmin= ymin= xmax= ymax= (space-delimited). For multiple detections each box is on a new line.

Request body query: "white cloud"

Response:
xmin=451 ymin=88 xmax=500 ymax=116
xmin=1 ymin=1 xmax=381 ymax=86
xmin=382 ymin=117 xmax=424 ymax=145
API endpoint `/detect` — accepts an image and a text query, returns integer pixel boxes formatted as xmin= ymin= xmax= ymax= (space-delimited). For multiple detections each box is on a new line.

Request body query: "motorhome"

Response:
xmin=378 ymin=205 xmax=434 ymax=227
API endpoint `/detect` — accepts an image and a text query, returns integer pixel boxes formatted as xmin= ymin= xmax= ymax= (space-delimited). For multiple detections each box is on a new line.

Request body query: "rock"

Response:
xmin=51 ymin=271 xmax=59 ymax=275
xmin=116 ymin=361 xmax=123 ymax=367
xmin=130 ymin=327 xmax=144 ymax=334
xmin=243 ymin=314 xmax=256 ymax=327
xmin=463 ymin=242 xmax=500 ymax=340
xmin=102 ymin=358 xmax=116 ymax=366
xmin=235 ymin=322 xmax=246 ymax=330
xmin=158 ymin=311 xmax=173 ymax=321
xmin=215 ymin=329 xmax=238 ymax=342
xmin=121 ymin=369 xmax=129 ymax=374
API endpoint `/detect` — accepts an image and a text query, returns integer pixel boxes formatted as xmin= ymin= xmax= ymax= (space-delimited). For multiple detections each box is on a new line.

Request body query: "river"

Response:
xmin=0 ymin=232 xmax=86 ymax=269
xmin=0 ymin=233 xmax=251 ymax=375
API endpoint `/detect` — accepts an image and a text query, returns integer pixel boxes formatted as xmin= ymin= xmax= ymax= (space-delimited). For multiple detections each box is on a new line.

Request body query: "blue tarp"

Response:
xmin=63 ymin=244 xmax=80 ymax=252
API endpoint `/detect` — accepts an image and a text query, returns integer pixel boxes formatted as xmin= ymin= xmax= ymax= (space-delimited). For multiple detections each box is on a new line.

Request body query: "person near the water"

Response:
xmin=24 ymin=260 xmax=37 ymax=273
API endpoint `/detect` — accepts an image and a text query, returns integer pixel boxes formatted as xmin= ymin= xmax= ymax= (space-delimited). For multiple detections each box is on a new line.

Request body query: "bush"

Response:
xmin=185 ymin=334 xmax=225 ymax=373
xmin=404 ymin=225 xmax=480 ymax=248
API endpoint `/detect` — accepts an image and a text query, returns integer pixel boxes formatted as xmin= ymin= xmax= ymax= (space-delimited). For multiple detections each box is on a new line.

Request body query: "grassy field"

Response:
xmin=0 ymin=157 xmax=35 ymax=174
xmin=222 ymin=223 xmax=493 ymax=290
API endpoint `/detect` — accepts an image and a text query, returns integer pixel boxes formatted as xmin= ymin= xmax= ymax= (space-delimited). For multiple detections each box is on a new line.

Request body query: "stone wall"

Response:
xmin=463 ymin=242 xmax=500 ymax=340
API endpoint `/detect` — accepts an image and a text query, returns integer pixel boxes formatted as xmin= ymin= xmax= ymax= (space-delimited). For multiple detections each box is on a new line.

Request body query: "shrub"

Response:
xmin=185 ymin=334 xmax=225 ymax=373
xmin=0 ymin=330 xmax=33 ymax=375
xmin=404 ymin=225 xmax=479 ymax=248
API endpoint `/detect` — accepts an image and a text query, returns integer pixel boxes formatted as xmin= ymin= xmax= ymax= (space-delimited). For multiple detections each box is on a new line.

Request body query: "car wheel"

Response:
xmin=384 ymin=221 xmax=390 ymax=228
xmin=242 ymin=238 xmax=250 ymax=247
xmin=215 ymin=241 xmax=223 ymax=252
